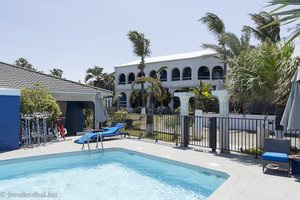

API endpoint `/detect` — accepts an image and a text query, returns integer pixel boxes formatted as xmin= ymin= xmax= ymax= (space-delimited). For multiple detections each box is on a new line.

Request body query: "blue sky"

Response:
xmin=0 ymin=0 xmax=297 ymax=82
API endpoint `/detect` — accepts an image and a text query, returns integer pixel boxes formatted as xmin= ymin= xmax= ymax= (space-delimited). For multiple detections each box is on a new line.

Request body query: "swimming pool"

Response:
xmin=0 ymin=148 xmax=228 ymax=200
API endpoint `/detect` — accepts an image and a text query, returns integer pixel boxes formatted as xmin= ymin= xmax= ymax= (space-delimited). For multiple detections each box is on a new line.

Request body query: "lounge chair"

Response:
xmin=262 ymin=138 xmax=291 ymax=175
xmin=74 ymin=123 xmax=128 ymax=144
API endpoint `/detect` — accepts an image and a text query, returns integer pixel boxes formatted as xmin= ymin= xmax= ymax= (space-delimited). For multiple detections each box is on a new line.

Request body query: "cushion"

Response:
xmin=262 ymin=152 xmax=289 ymax=162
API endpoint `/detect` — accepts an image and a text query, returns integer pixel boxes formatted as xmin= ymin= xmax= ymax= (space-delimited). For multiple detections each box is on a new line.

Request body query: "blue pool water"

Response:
xmin=0 ymin=149 xmax=228 ymax=200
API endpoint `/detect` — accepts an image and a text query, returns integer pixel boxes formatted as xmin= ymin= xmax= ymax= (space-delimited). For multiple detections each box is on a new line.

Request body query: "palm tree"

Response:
xmin=227 ymin=41 xmax=298 ymax=114
xmin=127 ymin=30 xmax=151 ymax=112
xmin=85 ymin=66 xmax=106 ymax=88
xmin=131 ymin=67 xmax=168 ymax=110
xmin=49 ymin=68 xmax=63 ymax=78
xmin=102 ymin=72 xmax=115 ymax=91
xmin=268 ymin=0 xmax=300 ymax=43
xmin=200 ymin=13 xmax=227 ymax=68
xmin=243 ymin=11 xmax=281 ymax=43
xmin=15 ymin=58 xmax=36 ymax=71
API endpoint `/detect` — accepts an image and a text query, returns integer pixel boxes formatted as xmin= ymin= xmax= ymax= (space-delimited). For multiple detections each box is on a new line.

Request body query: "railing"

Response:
xmin=111 ymin=113 xmax=300 ymax=156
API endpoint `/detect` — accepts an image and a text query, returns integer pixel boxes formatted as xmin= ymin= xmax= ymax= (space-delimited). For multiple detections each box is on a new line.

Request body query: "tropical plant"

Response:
xmin=103 ymin=72 xmax=115 ymax=91
xmin=15 ymin=58 xmax=36 ymax=71
xmin=200 ymin=13 xmax=253 ymax=78
xmin=131 ymin=67 xmax=168 ymax=111
xmin=49 ymin=68 xmax=63 ymax=78
xmin=20 ymin=83 xmax=61 ymax=118
xmin=189 ymin=81 xmax=214 ymax=112
xmin=227 ymin=41 xmax=299 ymax=114
xmin=127 ymin=30 xmax=151 ymax=110
xmin=243 ymin=11 xmax=281 ymax=43
xmin=85 ymin=66 xmax=106 ymax=88
xmin=268 ymin=0 xmax=300 ymax=43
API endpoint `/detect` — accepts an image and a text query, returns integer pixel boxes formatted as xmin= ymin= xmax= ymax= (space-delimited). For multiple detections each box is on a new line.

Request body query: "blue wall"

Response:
xmin=0 ymin=95 xmax=20 ymax=151
xmin=65 ymin=102 xmax=83 ymax=136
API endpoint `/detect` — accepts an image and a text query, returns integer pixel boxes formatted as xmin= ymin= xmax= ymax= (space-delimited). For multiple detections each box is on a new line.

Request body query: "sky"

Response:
xmin=0 ymin=0 xmax=298 ymax=82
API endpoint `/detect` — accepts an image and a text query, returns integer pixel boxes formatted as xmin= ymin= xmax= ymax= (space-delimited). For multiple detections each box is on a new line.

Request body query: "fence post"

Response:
xmin=146 ymin=113 xmax=153 ymax=137
xmin=209 ymin=117 xmax=217 ymax=152
xmin=182 ymin=116 xmax=189 ymax=147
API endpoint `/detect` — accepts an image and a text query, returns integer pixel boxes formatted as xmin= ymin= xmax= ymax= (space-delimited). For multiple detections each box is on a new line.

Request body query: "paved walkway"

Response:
xmin=0 ymin=137 xmax=299 ymax=200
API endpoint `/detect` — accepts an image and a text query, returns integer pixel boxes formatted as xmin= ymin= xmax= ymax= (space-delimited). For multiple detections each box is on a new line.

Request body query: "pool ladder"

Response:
xmin=81 ymin=132 xmax=104 ymax=152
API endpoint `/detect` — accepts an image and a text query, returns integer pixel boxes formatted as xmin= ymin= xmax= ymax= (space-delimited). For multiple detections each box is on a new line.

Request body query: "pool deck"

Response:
xmin=0 ymin=137 xmax=299 ymax=200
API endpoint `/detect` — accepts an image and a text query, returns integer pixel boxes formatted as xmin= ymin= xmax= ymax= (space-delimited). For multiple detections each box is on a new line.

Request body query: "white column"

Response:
xmin=174 ymin=92 xmax=195 ymax=147
xmin=174 ymin=92 xmax=195 ymax=116
xmin=194 ymin=110 xmax=203 ymax=140
xmin=212 ymin=89 xmax=230 ymax=150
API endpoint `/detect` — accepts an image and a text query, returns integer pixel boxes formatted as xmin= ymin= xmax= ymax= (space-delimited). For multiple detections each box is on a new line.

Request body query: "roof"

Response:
xmin=116 ymin=49 xmax=217 ymax=67
xmin=0 ymin=62 xmax=113 ymax=97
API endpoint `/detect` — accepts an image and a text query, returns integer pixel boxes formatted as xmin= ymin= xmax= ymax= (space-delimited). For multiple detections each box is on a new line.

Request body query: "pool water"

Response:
xmin=0 ymin=149 xmax=228 ymax=200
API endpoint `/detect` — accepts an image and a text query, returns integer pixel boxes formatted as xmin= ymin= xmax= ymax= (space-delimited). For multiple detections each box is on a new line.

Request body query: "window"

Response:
xmin=119 ymin=93 xmax=127 ymax=107
xmin=182 ymin=67 xmax=192 ymax=80
xmin=212 ymin=66 xmax=223 ymax=80
xmin=149 ymin=70 xmax=156 ymax=78
xmin=137 ymin=71 xmax=145 ymax=78
xmin=160 ymin=70 xmax=167 ymax=82
xmin=128 ymin=73 xmax=135 ymax=84
xmin=118 ymin=74 xmax=126 ymax=85
xmin=198 ymin=66 xmax=210 ymax=80
xmin=172 ymin=68 xmax=180 ymax=81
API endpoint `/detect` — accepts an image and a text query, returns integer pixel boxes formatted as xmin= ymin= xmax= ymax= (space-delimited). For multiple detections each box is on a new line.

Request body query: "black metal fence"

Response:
xmin=113 ymin=113 xmax=300 ymax=156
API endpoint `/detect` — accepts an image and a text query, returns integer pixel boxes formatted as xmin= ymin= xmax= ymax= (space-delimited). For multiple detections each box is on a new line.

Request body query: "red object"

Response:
xmin=57 ymin=124 xmax=65 ymax=140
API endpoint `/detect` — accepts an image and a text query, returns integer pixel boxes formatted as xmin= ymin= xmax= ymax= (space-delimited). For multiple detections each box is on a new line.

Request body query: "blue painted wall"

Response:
xmin=65 ymin=102 xmax=83 ymax=136
xmin=0 ymin=95 xmax=20 ymax=151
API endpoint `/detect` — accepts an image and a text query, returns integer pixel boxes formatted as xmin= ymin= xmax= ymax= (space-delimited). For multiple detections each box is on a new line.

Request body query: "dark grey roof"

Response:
xmin=0 ymin=62 xmax=113 ymax=97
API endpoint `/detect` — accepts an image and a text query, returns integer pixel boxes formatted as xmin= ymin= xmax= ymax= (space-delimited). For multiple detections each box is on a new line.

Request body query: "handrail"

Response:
xmin=81 ymin=133 xmax=91 ymax=151
xmin=81 ymin=131 xmax=104 ymax=152
xmin=96 ymin=132 xmax=104 ymax=150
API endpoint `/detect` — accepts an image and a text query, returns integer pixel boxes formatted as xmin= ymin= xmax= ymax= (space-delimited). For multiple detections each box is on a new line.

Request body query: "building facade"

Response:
xmin=115 ymin=50 xmax=224 ymax=112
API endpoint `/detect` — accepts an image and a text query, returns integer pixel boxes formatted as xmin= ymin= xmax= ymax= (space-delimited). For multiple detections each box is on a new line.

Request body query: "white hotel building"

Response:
xmin=114 ymin=50 xmax=224 ymax=111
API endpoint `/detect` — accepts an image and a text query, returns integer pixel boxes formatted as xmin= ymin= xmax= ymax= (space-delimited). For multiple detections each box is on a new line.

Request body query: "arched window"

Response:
xmin=149 ymin=70 xmax=156 ymax=78
xmin=182 ymin=67 xmax=192 ymax=80
xmin=118 ymin=73 xmax=126 ymax=85
xmin=128 ymin=73 xmax=135 ymax=84
xmin=159 ymin=70 xmax=167 ymax=82
xmin=119 ymin=92 xmax=127 ymax=108
xmin=212 ymin=66 xmax=223 ymax=80
xmin=137 ymin=71 xmax=145 ymax=78
xmin=172 ymin=68 xmax=180 ymax=81
xmin=198 ymin=66 xmax=210 ymax=80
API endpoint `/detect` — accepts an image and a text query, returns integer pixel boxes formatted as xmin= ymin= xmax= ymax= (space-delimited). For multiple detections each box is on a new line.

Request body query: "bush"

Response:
xmin=20 ymin=84 xmax=61 ymax=118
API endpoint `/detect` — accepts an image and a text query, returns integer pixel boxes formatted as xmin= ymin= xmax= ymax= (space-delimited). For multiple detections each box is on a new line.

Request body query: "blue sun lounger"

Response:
xmin=74 ymin=123 xmax=128 ymax=144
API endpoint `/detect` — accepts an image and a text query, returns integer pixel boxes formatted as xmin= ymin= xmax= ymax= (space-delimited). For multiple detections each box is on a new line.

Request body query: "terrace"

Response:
xmin=0 ymin=137 xmax=299 ymax=200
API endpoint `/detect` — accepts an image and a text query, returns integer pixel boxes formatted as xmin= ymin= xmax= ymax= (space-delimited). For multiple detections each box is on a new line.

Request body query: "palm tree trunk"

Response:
xmin=141 ymin=82 xmax=145 ymax=108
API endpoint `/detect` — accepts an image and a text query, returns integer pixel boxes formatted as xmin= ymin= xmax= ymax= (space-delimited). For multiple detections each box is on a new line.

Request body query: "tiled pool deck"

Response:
xmin=0 ymin=137 xmax=299 ymax=200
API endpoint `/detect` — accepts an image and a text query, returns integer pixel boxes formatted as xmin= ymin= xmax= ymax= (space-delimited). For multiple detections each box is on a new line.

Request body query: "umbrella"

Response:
xmin=280 ymin=67 xmax=300 ymax=131
xmin=95 ymin=92 xmax=108 ymax=124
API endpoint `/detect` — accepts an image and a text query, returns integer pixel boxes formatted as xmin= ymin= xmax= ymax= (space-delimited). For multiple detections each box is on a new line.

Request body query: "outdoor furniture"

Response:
xmin=289 ymin=154 xmax=300 ymax=175
xmin=262 ymin=138 xmax=291 ymax=175
xmin=74 ymin=123 xmax=129 ymax=144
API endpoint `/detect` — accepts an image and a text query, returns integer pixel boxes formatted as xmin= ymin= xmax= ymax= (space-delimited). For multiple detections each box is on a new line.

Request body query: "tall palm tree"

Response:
xmin=268 ymin=0 xmax=300 ymax=43
xmin=102 ymin=72 xmax=115 ymax=91
xmin=200 ymin=13 xmax=226 ymax=65
xmin=49 ymin=68 xmax=63 ymax=78
xmin=85 ymin=66 xmax=106 ymax=88
xmin=127 ymin=30 xmax=151 ymax=112
xmin=243 ymin=11 xmax=281 ymax=43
